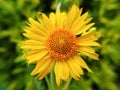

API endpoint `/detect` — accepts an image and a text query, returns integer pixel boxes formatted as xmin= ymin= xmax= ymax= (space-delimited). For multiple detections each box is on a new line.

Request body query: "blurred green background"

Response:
xmin=0 ymin=0 xmax=120 ymax=90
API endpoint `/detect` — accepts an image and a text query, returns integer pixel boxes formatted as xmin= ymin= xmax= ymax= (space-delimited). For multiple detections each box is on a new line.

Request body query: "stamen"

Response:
xmin=46 ymin=29 xmax=78 ymax=60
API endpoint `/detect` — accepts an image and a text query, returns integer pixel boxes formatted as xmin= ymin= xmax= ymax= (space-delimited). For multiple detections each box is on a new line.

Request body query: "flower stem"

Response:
xmin=61 ymin=77 xmax=72 ymax=90
xmin=50 ymin=69 xmax=54 ymax=90
xmin=45 ymin=76 xmax=51 ymax=90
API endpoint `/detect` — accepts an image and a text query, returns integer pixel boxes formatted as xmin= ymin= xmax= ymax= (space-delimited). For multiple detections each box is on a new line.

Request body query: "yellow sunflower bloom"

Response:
xmin=21 ymin=5 xmax=100 ymax=86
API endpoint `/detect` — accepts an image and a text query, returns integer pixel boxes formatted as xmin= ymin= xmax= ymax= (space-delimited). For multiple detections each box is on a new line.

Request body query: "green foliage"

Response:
xmin=0 ymin=0 xmax=120 ymax=90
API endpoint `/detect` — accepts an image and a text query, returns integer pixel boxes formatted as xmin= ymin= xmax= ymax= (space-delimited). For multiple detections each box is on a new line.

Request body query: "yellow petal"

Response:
xmin=61 ymin=61 xmax=69 ymax=81
xmin=40 ymin=13 xmax=54 ymax=31
xmin=21 ymin=40 xmax=45 ymax=50
xmin=75 ymin=23 xmax=95 ymax=35
xmin=78 ymin=8 xmax=83 ymax=16
xmin=28 ymin=18 xmax=49 ymax=35
xmin=78 ymin=41 xmax=101 ymax=46
xmin=23 ymin=50 xmax=39 ymax=57
xmin=21 ymin=45 xmax=45 ymax=50
xmin=76 ymin=23 xmax=95 ymax=35
xmin=31 ymin=55 xmax=51 ymax=75
xmin=54 ymin=61 xmax=62 ymax=86
xmin=80 ymin=12 xmax=88 ymax=21
xmin=38 ymin=59 xmax=54 ymax=79
xmin=31 ymin=57 xmax=55 ymax=79
xmin=28 ymin=18 xmax=41 ymax=29
xmin=73 ymin=18 xmax=94 ymax=35
xmin=23 ymin=29 xmax=46 ymax=42
xmin=78 ymin=31 xmax=98 ymax=41
xmin=71 ymin=12 xmax=89 ymax=34
xmin=79 ymin=50 xmax=99 ymax=60
xmin=56 ymin=10 xmax=66 ymax=29
xmin=27 ymin=51 xmax=48 ymax=64
xmin=23 ymin=49 xmax=48 ymax=64
xmin=49 ymin=12 xmax=56 ymax=28
xmin=21 ymin=40 xmax=43 ymax=45
xmin=25 ymin=26 xmax=47 ymax=37
xmin=54 ymin=61 xmax=69 ymax=86
xmin=64 ymin=5 xmax=81 ymax=30
xmin=66 ymin=58 xmax=83 ymax=80
xmin=78 ymin=46 xmax=99 ymax=60
xmin=78 ymin=46 xmax=95 ymax=53
xmin=73 ymin=55 xmax=92 ymax=72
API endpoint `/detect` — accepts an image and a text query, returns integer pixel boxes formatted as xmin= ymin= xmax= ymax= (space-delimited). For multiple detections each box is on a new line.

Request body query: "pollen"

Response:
xmin=46 ymin=30 xmax=78 ymax=60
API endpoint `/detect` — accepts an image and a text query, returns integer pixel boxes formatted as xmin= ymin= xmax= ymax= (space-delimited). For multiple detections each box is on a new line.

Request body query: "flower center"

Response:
xmin=46 ymin=29 xmax=78 ymax=60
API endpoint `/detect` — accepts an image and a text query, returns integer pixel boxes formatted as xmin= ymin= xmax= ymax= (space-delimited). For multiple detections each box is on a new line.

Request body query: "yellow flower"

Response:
xmin=21 ymin=5 xmax=100 ymax=86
